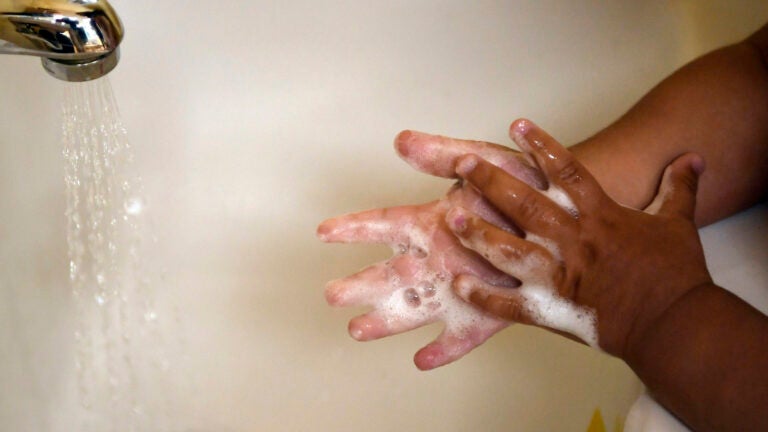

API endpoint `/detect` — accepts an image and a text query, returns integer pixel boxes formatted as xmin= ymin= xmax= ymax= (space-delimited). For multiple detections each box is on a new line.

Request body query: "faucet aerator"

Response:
xmin=42 ymin=48 xmax=121 ymax=82
xmin=0 ymin=0 xmax=124 ymax=82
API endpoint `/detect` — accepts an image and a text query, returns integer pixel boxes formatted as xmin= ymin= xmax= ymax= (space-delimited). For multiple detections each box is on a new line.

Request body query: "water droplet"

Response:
xmin=404 ymin=288 xmax=421 ymax=307
xmin=69 ymin=260 xmax=78 ymax=280
xmin=411 ymin=246 xmax=428 ymax=258
xmin=418 ymin=282 xmax=436 ymax=298
xmin=144 ymin=310 xmax=157 ymax=322
xmin=94 ymin=293 xmax=106 ymax=306
xmin=124 ymin=197 xmax=143 ymax=215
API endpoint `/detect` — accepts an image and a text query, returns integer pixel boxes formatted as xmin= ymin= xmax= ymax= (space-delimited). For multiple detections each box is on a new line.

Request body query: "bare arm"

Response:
xmin=449 ymin=120 xmax=768 ymax=431
xmin=318 ymin=20 xmax=768 ymax=427
xmin=571 ymin=24 xmax=768 ymax=226
xmin=627 ymin=283 xmax=768 ymax=431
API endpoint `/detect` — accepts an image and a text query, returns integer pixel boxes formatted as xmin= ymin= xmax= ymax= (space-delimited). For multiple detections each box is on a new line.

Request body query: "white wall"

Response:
xmin=1 ymin=1 xmax=766 ymax=430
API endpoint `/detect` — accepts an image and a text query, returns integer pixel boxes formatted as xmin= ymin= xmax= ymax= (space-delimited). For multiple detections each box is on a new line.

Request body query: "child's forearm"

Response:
xmin=571 ymin=24 xmax=768 ymax=226
xmin=625 ymin=283 xmax=768 ymax=431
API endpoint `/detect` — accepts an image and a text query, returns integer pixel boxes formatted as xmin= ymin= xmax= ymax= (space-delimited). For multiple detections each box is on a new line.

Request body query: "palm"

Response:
xmin=318 ymin=130 xmax=543 ymax=369
xmin=319 ymin=185 xmax=519 ymax=370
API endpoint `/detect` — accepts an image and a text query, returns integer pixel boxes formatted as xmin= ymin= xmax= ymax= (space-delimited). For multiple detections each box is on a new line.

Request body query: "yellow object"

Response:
xmin=586 ymin=408 xmax=624 ymax=432
xmin=586 ymin=409 xmax=606 ymax=432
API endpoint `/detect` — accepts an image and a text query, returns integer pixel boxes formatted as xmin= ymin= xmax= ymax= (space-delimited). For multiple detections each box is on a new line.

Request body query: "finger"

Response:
xmin=509 ymin=119 xmax=606 ymax=213
xmin=454 ymin=275 xmax=597 ymax=346
xmin=515 ymin=286 xmax=598 ymax=347
xmin=413 ymin=317 xmax=509 ymax=370
xmin=394 ymin=130 xmax=546 ymax=188
xmin=453 ymin=274 xmax=535 ymax=324
xmin=325 ymin=262 xmax=393 ymax=307
xmin=348 ymin=309 xmax=439 ymax=341
xmin=445 ymin=207 xmax=557 ymax=282
xmin=455 ymin=155 xmax=577 ymax=240
xmin=644 ymin=153 xmax=705 ymax=220
xmin=317 ymin=204 xmax=424 ymax=246
xmin=326 ymin=253 xmax=424 ymax=307
xmin=347 ymin=267 xmax=448 ymax=341
xmin=447 ymin=184 xmax=524 ymax=236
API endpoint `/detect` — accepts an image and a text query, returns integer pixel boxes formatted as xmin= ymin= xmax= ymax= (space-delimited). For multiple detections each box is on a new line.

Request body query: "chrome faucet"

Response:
xmin=0 ymin=0 xmax=123 ymax=82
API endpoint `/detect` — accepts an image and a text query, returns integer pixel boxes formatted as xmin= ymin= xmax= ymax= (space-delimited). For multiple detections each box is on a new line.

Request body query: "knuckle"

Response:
xmin=564 ymin=272 xmax=581 ymax=299
xmin=499 ymin=243 xmax=523 ymax=261
xmin=557 ymin=159 xmax=583 ymax=185
xmin=550 ymin=261 xmax=567 ymax=289
xmin=479 ymin=227 xmax=493 ymax=243
xmin=580 ymin=241 xmax=598 ymax=264
xmin=515 ymin=191 xmax=543 ymax=221
xmin=504 ymin=302 xmax=523 ymax=322
xmin=488 ymin=295 xmax=521 ymax=321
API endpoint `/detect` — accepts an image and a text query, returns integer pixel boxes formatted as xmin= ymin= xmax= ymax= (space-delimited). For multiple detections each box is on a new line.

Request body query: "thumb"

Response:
xmin=644 ymin=153 xmax=705 ymax=220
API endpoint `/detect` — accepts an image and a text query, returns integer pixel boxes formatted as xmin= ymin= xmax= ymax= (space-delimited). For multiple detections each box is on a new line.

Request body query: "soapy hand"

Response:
xmin=317 ymin=131 xmax=546 ymax=370
xmin=447 ymin=119 xmax=713 ymax=357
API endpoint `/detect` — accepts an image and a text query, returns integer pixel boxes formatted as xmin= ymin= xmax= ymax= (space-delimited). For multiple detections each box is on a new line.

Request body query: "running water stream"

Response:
xmin=61 ymin=78 xmax=184 ymax=431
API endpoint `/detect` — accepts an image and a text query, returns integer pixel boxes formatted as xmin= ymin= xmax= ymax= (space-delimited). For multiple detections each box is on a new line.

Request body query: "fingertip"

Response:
xmin=649 ymin=152 xmax=705 ymax=218
xmin=671 ymin=152 xmax=705 ymax=177
xmin=444 ymin=207 xmax=468 ymax=234
xmin=509 ymin=118 xmax=534 ymax=137
xmin=316 ymin=220 xmax=334 ymax=241
xmin=348 ymin=316 xmax=386 ymax=341
xmin=393 ymin=130 xmax=415 ymax=157
xmin=349 ymin=324 xmax=365 ymax=341
xmin=452 ymin=274 xmax=476 ymax=301
xmin=413 ymin=346 xmax=441 ymax=371
xmin=669 ymin=153 xmax=705 ymax=192
xmin=455 ymin=154 xmax=479 ymax=177
xmin=509 ymin=118 xmax=536 ymax=151
xmin=689 ymin=153 xmax=706 ymax=176
xmin=323 ymin=280 xmax=343 ymax=305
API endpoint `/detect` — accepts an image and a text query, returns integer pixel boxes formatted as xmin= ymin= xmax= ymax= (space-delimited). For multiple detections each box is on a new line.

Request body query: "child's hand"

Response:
xmin=447 ymin=119 xmax=712 ymax=357
xmin=317 ymin=131 xmax=543 ymax=370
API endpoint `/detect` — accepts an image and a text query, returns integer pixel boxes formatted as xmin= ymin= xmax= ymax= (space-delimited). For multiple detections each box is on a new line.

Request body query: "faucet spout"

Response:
xmin=0 ymin=0 xmax=124 ymax=81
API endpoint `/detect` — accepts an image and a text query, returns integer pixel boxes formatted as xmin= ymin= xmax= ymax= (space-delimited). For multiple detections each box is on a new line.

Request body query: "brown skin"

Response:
xmin=570 ymin=24 xmax=768 ymax=226
xmin=450 ymin=120 xmax=712 ymax=357
xmin=324 ymin=22 xmax=768 ymax=428
xmin=448 ymin=119 xmax=768 ymax=431
xmin=420 ymin=24 xmax=768 ymax=430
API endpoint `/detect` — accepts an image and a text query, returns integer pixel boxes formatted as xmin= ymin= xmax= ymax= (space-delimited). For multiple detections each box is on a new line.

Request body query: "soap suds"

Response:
xmin=520 ymin=285 xmax=597 ymax=347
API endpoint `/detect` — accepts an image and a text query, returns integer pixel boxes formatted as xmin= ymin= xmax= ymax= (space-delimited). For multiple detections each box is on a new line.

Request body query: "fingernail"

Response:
xmin=511 ymin=119 xmax=533 ymax=151
xmin=396 ymin=130 xmax=414 ymax=142
xmin=316 ymin=221 xmax=334 ymax=241
xmin=394 ymin=130 xmax=416 ymax=157
xmin=455 ymin=155 xmax=478 ymax=176
xmin=446 ymin=207 xmax=468 ymax=234
xmin=452 ymin=276 xmax=473 ymax=300
xmin=690 ymin=154 xmax=705 ymax=175
xmin=349 ymin=326 xmax=364 ymax=341
xmin=513 ymin=119 xmax=533 ymax=136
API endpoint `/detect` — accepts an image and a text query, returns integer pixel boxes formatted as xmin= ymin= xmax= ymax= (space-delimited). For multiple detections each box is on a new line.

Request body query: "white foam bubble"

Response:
xmin=525 ymin=233 xmax=561 ymax=261
xmin=503 ymin=182 xmax=598 ymax=345
xmin=520 ymin=284 xmax=597 ymax=347
xmin=376 ymin=233 xmax=498 ymax=336
xmin=543 ymin=185 xmax=579 ymax=218
xmin=406 ymin=226 xmax=431 ymax=256
xmin=355 ymin=220 xmax=396 ymax=243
